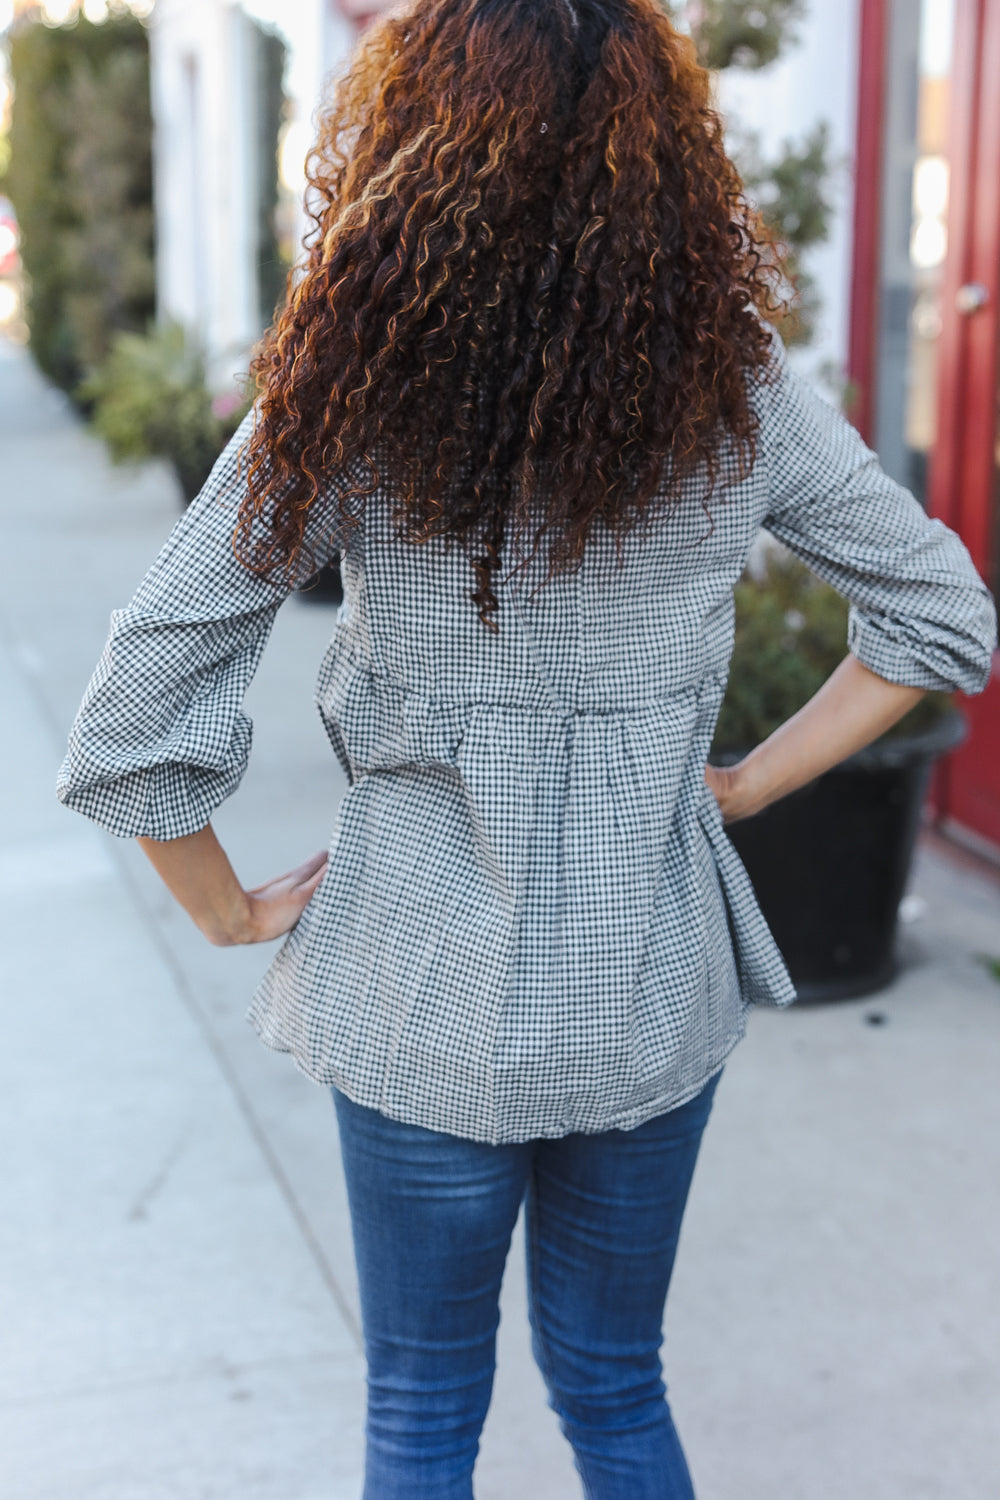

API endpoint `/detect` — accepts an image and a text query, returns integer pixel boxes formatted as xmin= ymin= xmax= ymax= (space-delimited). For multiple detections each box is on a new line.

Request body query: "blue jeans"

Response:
xmin=332 ymin=1072 xmax=720 ymax=1500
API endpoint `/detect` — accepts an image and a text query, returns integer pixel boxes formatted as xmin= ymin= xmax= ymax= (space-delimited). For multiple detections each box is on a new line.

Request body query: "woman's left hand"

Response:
xmin=705 ymin=654 xmax=926 ymax=825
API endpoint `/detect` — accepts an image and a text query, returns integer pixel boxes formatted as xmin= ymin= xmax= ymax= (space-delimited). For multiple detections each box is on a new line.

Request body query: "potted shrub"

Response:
xmin=82 ymin=321 xmax=251 ymax=502
xmin=712 ymin=552 xmax=965 ymax=1001
xmin=84 ymin=321 xmax=344 ymax=603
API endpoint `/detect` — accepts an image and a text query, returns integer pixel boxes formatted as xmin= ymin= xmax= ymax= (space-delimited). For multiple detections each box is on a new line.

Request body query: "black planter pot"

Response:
xmin=717 ymin=711 xmax=966 ymax=1002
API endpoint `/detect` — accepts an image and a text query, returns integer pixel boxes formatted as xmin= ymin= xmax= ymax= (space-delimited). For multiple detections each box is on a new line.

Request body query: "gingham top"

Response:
xmin=58 ymin=336 xmax=997 ymax=1143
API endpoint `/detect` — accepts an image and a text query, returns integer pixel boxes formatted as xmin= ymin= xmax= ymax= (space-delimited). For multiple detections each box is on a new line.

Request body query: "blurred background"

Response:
xmin=0 ymin=4 xmax=998 ymax=1499
xmin=1 ymin=0 xmax=997 ymax=845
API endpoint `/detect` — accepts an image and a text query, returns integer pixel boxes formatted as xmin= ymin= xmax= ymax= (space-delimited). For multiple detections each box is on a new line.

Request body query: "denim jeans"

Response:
xmin=332 ymin=1071 xmax=720 ymax=1500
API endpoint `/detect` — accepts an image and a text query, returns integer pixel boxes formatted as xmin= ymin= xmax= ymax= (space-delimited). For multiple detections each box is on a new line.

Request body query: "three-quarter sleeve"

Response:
xmin=758 ymin=337 xmax=997 ymax=695
xmin=57 ymin=412 xmax=340 ymax=840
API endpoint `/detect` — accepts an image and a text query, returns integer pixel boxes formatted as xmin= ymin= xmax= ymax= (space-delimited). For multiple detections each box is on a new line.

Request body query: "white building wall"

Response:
xmin=715 ymin=0 xmax=861 ymax=394
xmin=241 ymin=0 xmax=357 ymax=261
xmin=150 ymin=0 xmax=262 ymax=380
xmin=150 ymin=0 xmax=359 ymax=381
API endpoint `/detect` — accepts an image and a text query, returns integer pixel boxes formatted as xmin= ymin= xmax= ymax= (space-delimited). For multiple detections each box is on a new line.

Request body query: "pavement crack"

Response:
xmin=127 ymin=1130 xmax=188 ymax=1222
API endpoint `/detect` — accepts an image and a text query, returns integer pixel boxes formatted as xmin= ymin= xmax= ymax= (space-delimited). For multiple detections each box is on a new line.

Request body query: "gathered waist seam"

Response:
xmin=322 ymin=643 xmax=714 ymax=721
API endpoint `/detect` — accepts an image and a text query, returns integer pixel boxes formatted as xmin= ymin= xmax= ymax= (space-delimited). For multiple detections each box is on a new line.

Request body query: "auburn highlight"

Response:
xmin=237 ymin=0 xmax=785 ymax=626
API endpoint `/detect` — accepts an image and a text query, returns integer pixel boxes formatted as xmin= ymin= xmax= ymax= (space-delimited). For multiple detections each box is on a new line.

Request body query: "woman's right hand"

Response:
xmin=137 ymin=825 xmax=327 ymax=946
xmin=241 ymin=851 xmax=329 ymax=943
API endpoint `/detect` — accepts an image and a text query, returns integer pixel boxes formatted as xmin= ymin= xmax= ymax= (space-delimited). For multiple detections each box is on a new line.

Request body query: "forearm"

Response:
xmin=137 ymin=825 xmax=328 ymax=945
xmin=715 ymin=654 xmax=926 ymax=822
xmin=137 ymin=824 xmax=253 ymax=946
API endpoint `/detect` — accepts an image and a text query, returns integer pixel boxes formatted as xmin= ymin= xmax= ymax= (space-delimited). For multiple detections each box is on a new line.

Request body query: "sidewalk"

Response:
xmin=1 ymin=337 xmax=998 ymax=1500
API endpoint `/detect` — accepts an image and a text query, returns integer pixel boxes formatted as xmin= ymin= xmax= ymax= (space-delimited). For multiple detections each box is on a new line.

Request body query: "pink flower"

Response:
xmin=211 ymin=392 xmax=241 ymax=420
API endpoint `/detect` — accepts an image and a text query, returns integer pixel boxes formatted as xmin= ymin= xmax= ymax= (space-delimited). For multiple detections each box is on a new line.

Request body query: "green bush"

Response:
xmin=689 ymin=0 xmax=807 ymax=71
xmin=736 ymin=121 xmax=836 ymax=347
xmin=713 ymin=553 xmax=951 ymax=752
xmin=5 ymin=7 xmax=154 ymax=390
xmin=82 ymin=322 xmax=251 ymax=502
xmin=663 ymin=0 xmax=835 ymax=347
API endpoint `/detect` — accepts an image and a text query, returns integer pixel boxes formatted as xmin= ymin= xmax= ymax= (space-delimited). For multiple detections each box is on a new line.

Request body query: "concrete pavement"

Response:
xmin=1 ymin=337 xmax=999 ymax=1499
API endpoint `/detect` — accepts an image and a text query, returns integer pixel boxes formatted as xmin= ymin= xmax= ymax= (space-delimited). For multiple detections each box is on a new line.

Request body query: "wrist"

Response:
xmin=203 ymin=889 xmax=257 ymax=946
xmin=720 ymin=753 xmax=770 ymax=823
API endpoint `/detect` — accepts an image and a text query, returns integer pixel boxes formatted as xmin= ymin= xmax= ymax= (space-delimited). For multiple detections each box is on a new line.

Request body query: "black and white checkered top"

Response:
xmin=58 ymin=336 xmax=997 ymax=1144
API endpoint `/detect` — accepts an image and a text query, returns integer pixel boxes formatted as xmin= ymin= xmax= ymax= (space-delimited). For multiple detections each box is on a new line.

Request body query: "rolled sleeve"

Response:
xmin=57 ymin=412 xmax=339 ymax=839
xmin=759 ymin=337 xmax=997 ymax=695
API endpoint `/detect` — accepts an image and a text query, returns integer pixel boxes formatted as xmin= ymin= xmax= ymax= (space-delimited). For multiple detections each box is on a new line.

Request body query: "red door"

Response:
xmin=851 ymin=0 xmax=1000 ymax=857
xmin=929 ymin=0 xmax=1000 ymax=852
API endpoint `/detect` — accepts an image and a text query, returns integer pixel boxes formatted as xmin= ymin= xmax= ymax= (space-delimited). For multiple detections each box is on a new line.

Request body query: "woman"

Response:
xmin=58 ymin=2 xmax=996 ymax=1496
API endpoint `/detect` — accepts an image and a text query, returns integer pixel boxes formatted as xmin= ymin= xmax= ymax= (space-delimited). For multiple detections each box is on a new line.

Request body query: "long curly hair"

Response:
xmin=237 ymin=0 xmax=784 ymax=626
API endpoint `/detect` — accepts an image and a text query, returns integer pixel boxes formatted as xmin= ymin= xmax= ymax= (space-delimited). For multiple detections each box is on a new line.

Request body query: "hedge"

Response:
xmin=5 ymin=7 xmax=154 ymax=391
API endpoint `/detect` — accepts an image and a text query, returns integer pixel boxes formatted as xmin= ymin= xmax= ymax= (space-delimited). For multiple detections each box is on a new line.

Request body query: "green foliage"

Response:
xmin=7 ymin=8 xmax=284 ymax=495
xmin=81 ymin=322 xmax=251 ymax=503
xmin=736 ymin=121 xmax=837 ymax=346
xmin=5 ymin=8 xmax=154 ymax=390
xmin=661 ymin=2 xmax=837 ymax=346
xmin=254 ymin=23 xmax=289 ymax=327
xmin=690 ymin=0 xmax=806 ymax=72
xmin=750 ymin=122 xmax=835 ymax=250
xmin=713 ymin=554 xmax=952 ymax=751
xmin=713 ymin=554 xmax=844 ymax=750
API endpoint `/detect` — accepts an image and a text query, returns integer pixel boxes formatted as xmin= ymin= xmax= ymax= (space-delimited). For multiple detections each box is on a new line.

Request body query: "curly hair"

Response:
xmin=237 ymin=0 xmax=784 ymax=626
